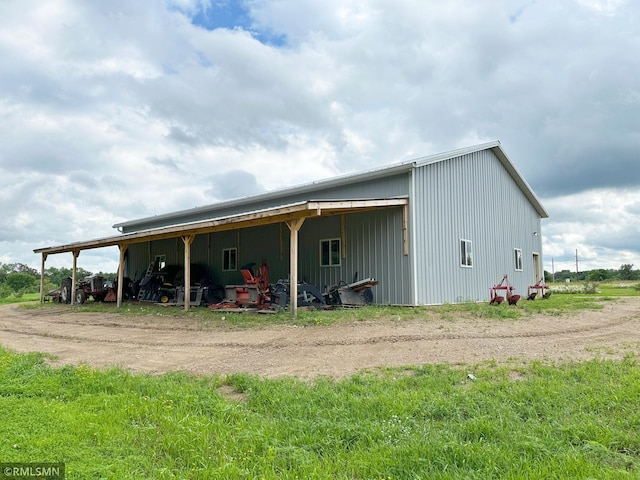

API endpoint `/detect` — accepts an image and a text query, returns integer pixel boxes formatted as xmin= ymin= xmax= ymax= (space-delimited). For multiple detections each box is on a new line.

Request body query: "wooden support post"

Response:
xmin=39 ymin=253 xmax=48 ymax=303
xmin=182 ymin=234 xmax=196 ymax=311
xmin=286 ymin=218 xmax=305 ymax=318
xmin=402 ymin=204 xmax=409 ymax=256
xmin=71 ymin=250 xmax=79 ymax=305
xmin=117 ymin=243 xmax=128 ymax=308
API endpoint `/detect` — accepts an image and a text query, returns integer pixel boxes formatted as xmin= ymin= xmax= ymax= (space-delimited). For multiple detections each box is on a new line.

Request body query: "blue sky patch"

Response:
xmin=190 ymin=1 xmax=286 ymax=46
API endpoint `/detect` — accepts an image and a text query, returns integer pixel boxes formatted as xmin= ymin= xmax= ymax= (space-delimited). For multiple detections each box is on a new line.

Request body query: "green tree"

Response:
xmin=11 ymin=263 xmax=39 ymax=277
xmin=0 ymin=263 xmax=12 ymax=284
xmin=45 ymin=267 xmax=93 ymax=286
xmin=5 ymin=272 xmax=37 ymax=292
xmin=0 ymin=262 xmax=40 ymax=284
xmin=586 ymin=269 xmax=610 ymax=282
xmin=619 ymin=264 xmax=638 ymax=281
xmin=0 ymin=284 xmax=11 ymax=299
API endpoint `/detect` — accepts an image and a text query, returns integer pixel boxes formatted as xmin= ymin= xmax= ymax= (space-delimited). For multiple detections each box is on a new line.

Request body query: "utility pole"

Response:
xmin=575 ymin=249 xmax=579 ymax=282
xmin=552 ymin=258 xmax=555 ymax=283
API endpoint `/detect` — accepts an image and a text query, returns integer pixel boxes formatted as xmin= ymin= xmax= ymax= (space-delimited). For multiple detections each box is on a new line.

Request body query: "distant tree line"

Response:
xmin=0 ymin=262 xmax=115 ymax=299
xmin=1 ymin=261 xmax=638 ymax=300
xmin=545 ymin=264 xmax=639 ymax=283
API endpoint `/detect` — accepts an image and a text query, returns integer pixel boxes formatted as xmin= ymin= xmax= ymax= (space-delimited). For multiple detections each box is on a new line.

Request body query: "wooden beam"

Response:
xmin=307 ymin=199 xmax=407 ymax=210
xmin=402 ymin=204 xmax=409 ymax=256
xmin=182 ymin=234 xmax=196 ymax=311
xmin=39 ymin=253 xmax=48 ymax=303
xmin=34 ymin=198 xmax=408 ymax=256
xmin=116 ymin=243 xmax=128 ymax=308
xmin=286 ymin=218 xmax=305 ymax=318
xmin=71 ymin=250 xmax=79 ymax=305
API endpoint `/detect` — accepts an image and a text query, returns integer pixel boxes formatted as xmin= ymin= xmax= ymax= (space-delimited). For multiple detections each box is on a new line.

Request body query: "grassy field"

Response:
xmin=0 ymin=292 xmax=40 ymax=305
xmin=3 ymin=288 xmax=639 ymax=478
xmin=0 ymin=347 xmax=638 ymax=479
xmin=597 ymin=283 xmax=640 ymax=297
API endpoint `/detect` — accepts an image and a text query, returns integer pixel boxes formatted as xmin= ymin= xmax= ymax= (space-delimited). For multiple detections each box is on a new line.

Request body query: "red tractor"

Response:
xmin=59 ymin=275 xmax=132 ymax=304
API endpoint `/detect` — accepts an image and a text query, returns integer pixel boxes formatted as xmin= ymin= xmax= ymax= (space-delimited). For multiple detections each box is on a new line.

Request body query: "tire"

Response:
xmin=76 ymin=289 xmax=87 ymax=304
xmin=60 ymin=278 xmax=73 ymax=304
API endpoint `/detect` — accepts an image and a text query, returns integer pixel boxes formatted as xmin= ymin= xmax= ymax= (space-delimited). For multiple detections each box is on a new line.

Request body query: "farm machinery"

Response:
xmin=324 ymin=274 xmax=378 ymax=306
xmin=136 ymin=263 xmax=217 ymax=307
xmin=58 ymin=274 xmax=133 ymax=304
xmin=210 ymin=261 xmax=378 ymax=311
xmin=527 ymin=278 xmax=551 ymax=300
xmin=489 ymin=275 xmax=551 ymax=305
xmin=208 ymin=261 xmax=325 ymax=311
xmin=489 ymin=274 xmax=521 ymax=305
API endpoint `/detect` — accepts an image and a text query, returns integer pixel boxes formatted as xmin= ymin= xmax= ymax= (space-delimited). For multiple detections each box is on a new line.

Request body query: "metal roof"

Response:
xmin=35 ymin=198 xmax=409 ymax=256
xmin=113 ymin=141 xmax=547 ymax=231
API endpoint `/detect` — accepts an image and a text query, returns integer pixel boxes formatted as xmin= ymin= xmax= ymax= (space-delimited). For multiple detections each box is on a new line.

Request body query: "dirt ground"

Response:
xmin=1 ymin=298 xmax=639 ymax=379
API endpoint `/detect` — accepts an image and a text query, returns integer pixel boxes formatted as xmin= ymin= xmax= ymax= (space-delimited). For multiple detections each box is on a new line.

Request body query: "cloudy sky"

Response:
xmin=1 ymin=0 xmax=638 ymax=275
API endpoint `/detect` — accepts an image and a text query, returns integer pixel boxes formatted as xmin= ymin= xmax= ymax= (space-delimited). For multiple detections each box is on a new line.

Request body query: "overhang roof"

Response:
xmin=34 ymin=198 xmax=408 ymax=256
xmin=114 ymin=141 xmax=547 ymax=232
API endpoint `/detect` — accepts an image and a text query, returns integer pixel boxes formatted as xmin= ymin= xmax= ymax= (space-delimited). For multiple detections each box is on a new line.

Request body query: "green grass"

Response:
xmin=0 ymin=292 xmax=40 ymax=304
xmin=0 ymin=347 xmax=638 ymax=479
xmin=4 ymin=290 xmax=640 ymax=477
xmin=597 ymin=283 xmax=640 ymax=296
xmin=546 ymin=281 xmax=640 ymax=297
xmin=19 ymin=290 xmax=619 ymax=330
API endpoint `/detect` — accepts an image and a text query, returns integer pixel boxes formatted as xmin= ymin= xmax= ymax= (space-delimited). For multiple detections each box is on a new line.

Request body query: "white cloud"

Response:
xmin=0 ymin=0 xmax=639 ymax=274
xmin=542 ymin=188 xmax=640 ymax=271
xmin=575 ymin=0 xmax=626 ymax=15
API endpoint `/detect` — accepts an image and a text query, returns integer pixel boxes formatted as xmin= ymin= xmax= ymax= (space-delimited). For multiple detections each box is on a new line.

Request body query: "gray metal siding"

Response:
xmin=126 ymin=242 xmax=150 ymax=282
xmin=124 ymin=211 xmax=411 ymax=305
xmin=236 ymin=224 xmax=289 ymax=284
xmin=297 ymin=208 xmax=411 ymax=305
xmin=413 ymin=149 xmax=543 ymax=304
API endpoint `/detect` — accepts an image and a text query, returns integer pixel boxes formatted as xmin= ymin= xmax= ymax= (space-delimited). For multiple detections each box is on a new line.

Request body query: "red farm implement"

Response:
xmin=209 ymin=260 xmax=283 ymax=311
xmin=489 ymin=274 xmax=521 ymax=305
xmin=527 ymin=278 xmax=551 ymax=300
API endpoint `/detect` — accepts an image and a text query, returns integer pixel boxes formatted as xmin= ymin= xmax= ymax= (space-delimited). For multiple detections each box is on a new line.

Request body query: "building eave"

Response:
xmin=112 ymin=162 xmax=415 ymax=231
xmin=36 ymin=198 xmax=409 ymax=256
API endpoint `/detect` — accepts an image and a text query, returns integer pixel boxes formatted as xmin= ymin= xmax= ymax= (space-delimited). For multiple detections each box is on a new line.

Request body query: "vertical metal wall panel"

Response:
xmin=413 ymin=149 xmax=543 ymax=304
xmin=125 ymin=243 xmax=150 ymax=281
xmin=189 ymin=234 xmax=214 ymax=282
xmin=125 ymin=226 xmax=289 ymax=289
xmin=121 ymin=174 xmax=410 ymax=233
xmin=297 ymin=208 xmax=411 ymax=305
xmin=238 ymin=224 xmax=288 ymax=282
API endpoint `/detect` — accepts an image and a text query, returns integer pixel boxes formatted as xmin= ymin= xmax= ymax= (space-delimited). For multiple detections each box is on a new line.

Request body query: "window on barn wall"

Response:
xmin=222 ymin=248 xmax=237 ymax=271
xmin=155 ymin=255 xmax=166 ymax=271
xmin=320 ymin=238 xmax=341 ymax=267
xmin=514 ymin=248 xmax=523 ymax=271
xmin=460 ymin=239 xmax=473 ymax=267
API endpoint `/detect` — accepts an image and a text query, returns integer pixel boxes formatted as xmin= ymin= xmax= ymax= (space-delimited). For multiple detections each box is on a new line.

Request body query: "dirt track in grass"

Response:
xmin=1 ymin=298 xmax=639 ymax=378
